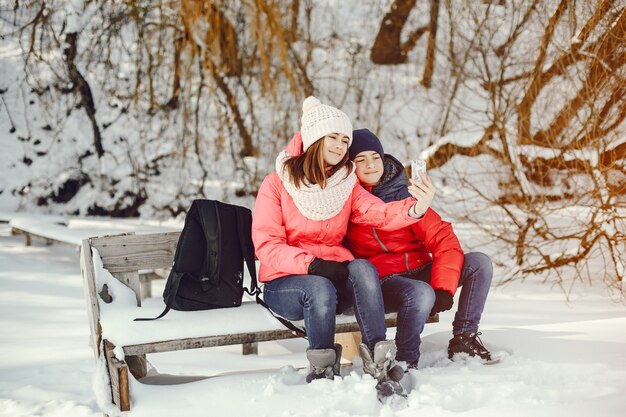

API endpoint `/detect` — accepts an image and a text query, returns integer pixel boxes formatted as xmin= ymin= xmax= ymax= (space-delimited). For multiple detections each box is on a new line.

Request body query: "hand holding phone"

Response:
xmin=408 ymin=159 xmax=434 ymax=218
xmin=411 ymin=159 xmax=427 ymax=182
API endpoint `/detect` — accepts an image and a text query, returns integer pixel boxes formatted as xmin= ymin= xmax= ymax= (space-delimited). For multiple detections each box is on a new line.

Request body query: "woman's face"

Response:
xmin=353 ymin=151 xmax=384 ymax=186
xmin=322 ymin=133 xmax=350 ymax=167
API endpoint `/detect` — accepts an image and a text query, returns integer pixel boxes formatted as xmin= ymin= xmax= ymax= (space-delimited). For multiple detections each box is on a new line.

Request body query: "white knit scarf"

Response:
xmin=275 ymin=150 xmax=357 ymax=221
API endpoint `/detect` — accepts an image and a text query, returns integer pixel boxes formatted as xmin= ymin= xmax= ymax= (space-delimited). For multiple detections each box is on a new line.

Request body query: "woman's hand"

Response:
xmin=308 ymin=258 xmax=349 ymax=286
xmin=408 ymin=172 xmax=436 ymax=218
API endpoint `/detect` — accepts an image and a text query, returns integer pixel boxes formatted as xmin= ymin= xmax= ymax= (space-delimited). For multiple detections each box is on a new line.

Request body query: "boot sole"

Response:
xmin=449 ymin=352 xmax=500 ymax=365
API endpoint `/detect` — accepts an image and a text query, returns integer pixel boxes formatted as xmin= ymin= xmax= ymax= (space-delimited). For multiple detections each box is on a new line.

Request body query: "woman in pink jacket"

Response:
xmin=252 ymin=97 xmax=432 ymax=393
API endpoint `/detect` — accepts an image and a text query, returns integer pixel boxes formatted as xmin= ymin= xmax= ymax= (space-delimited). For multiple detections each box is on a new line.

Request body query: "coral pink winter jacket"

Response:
xmin=252 ymin=133 xmax=419 ymax=283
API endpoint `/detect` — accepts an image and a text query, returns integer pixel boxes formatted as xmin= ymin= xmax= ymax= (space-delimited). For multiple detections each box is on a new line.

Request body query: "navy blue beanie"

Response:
xmin=349 ymin=129 xmax=385 ymax=160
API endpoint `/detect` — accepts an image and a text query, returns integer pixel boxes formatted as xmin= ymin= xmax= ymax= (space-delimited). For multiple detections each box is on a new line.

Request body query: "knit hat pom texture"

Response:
xmin=302 ymin=96 xmax=322 ymax=114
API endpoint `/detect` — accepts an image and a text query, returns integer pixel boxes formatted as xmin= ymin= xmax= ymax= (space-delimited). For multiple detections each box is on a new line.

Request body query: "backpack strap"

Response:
xmin=235 ymin=206 xmax=260 ymax=297
xmin=201 ymin=200 xmax=221 ymax=290
xmin=134 ymin=270 xmax=187 ymax=321
xmin=255 ymin=294 xmax=307 ymax=338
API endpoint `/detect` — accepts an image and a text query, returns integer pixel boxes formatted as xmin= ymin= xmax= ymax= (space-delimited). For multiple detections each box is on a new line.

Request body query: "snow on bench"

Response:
xmin=80 ymin=231 xmax=438 ymax=413
xmin=10 ymin=215 xmax=180 ymax=247
xmin=10 ymin=215 xmax=78 ymax=246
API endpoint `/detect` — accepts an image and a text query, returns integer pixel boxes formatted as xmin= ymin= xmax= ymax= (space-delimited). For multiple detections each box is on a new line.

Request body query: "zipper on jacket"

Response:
xmin=372 ymin=228 xmax=389 ymax=252
xmin=405 ymin=252 xmax=410 ymax=272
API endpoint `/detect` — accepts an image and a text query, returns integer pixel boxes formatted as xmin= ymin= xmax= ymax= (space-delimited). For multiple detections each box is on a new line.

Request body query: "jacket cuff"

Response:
xmin=408 ymin=203 xmax=425 ymax=219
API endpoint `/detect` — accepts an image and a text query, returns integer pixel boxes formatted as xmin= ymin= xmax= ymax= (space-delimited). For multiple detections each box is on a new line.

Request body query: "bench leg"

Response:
xmin=138 ymin=274 xmax=153 ymax=299
xmin=104 ymin=340 xmax=131 ymax=412
xmin=242 ymin=342 xmax=258 ymax=355
xmin=335 ymin=331 xmax=362 ymax=364
xmin=126 ymin=354 xmax=149 ymax=379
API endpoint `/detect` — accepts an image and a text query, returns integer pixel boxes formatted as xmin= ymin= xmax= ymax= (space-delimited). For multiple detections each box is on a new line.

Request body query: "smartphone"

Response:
xmin=411 ymin=159 xmax=427 ymax=182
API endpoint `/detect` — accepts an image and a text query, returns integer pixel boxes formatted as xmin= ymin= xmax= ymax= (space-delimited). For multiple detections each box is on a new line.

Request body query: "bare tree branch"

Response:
xmin=517 ymin=0 xmax=570 ymax=142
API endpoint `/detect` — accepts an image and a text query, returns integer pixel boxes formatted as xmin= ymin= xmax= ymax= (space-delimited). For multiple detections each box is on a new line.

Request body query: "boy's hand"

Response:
xmin=408 ymin=172 xmax=435 ymax=218
xmin=430 ymin=289 xmax=454 ymax=315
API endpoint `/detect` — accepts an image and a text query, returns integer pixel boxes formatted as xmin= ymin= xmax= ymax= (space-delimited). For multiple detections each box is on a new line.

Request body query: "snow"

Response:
xmin=1 ymin=221 xmax=625 ymax=417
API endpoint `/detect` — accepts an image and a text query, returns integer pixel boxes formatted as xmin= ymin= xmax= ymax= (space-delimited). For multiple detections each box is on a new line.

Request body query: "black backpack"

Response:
xmin=135 ymin=199 xmax=260 ymax=321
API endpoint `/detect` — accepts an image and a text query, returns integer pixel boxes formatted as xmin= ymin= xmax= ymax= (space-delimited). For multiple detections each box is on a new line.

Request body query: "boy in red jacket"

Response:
xmin=345 ymin=129 xmax=494 ymax=369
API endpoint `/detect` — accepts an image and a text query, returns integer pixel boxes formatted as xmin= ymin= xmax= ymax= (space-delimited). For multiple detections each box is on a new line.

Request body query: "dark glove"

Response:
xmin=430 ymin=289 xmax=454 ymax=315
xmin=308 ymin=258 xmax=349 ymax=286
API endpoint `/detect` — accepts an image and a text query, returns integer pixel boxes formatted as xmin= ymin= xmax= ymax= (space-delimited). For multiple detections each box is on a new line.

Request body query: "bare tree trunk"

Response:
xmin=371 ymin=0 xmax=428 ymax=65
xmin=63 ymin=32 xmax=104 ymax=158
xmin=208 ymin=3 xmax=242 ymax=77
xmin=289 ymin=0 xmax=299 ymax=43
xmin=210 ymin=62 xmax=255 ymax=157
xmin=421 ymin=0 xmax=440 ymax=88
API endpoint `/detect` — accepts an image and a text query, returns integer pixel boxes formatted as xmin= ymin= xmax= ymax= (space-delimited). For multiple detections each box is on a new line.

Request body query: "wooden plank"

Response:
xmin=104 ymin=340 xmax=130 ymax=412
xmin=121 ymin=313 xmax=438 ymax=356
xmin=80 ymin=239 xmax=102 ymax=358
xmin=91 ymin=232 xmax=179 ymax=272
xmin=122 ymin=328 xmax=301 ymax=356
xmin=138 ymin=270 xmax=166 ymax=300
xmin=242 ymin=342 xmax=258 ymax=355
xmin=121 ymin=315 xmax=404 ymax=356
xmin=126 ymin=355 xmax=149 ymax=379
xmin=335 ymin=332 xmax=362 ymax=363
xmin=139 ymin=275 xmax=152 ymax=299
xmin=111 ymin=271 xmax=141 ymax=307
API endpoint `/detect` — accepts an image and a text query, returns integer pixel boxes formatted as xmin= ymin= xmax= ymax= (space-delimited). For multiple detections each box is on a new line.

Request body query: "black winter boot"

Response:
xmin=448 ymin=331 xmax=492 ymax=361
xmin=306 ymin=348 xmax=336 ymax=383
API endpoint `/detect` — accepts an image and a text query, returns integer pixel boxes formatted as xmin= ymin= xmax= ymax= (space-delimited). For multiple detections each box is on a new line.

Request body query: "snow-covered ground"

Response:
xmin=1 ymin=221 xmax=625 ymax=417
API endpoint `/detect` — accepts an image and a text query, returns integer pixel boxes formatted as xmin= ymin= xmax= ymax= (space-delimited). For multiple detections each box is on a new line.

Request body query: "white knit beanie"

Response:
xmin=300 ymin=96 xmax=353 ymax=152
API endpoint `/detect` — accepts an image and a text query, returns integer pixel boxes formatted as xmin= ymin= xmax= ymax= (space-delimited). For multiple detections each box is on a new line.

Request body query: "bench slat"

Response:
xmin=121 ymin=316 xmax=403 ymax=356
xmin=80 ymin=239 xmax=102 ymax=358
xmin=90 ymin=232 xmax=179 ymax=272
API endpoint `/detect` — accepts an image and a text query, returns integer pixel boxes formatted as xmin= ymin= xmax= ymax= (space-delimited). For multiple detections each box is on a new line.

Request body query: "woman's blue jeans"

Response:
xmin=262 ymin=259 xmax=387 ymax=350
xmin=381 ymin=252 xmax=493 ymax=362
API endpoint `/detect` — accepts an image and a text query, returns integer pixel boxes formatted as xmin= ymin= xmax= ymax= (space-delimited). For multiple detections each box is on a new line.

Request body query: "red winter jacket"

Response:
xmin=344 ymin=155 xmax=464 ymax=295
xmin=252 ymin=133 xmax=419 ymax=283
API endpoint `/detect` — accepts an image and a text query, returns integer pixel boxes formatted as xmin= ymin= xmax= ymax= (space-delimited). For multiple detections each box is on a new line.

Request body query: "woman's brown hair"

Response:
xmin=283 ymin=138 xmax=353 ymax=189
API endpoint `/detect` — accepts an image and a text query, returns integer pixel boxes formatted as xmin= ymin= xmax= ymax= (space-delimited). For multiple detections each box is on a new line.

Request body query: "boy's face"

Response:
xmin=353 ymin=150 xmax=384 ymax=186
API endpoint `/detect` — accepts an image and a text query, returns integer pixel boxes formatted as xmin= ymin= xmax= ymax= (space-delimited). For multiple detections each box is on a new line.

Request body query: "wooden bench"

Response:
xmin=80 ymin=231 xmax=438 ymax=413
xmin=10 ymin=216 xmax=75 ymax=247
xmin=10 ymin=216 xmax=173 ymax=298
